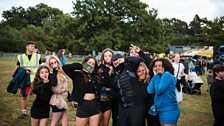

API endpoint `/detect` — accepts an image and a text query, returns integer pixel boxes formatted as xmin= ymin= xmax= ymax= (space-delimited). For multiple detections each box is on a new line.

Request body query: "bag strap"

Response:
xmin=176 ymin=63 xmax=180 ymax=79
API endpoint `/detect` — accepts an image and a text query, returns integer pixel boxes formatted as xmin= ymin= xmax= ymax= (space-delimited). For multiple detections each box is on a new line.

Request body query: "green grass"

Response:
xmin=0 ymin=61 xmax=214 ymax=126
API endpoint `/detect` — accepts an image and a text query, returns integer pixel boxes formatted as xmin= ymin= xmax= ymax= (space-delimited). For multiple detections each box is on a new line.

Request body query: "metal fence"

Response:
xmin=0 ymin=53 xmax=86 ymax=62
xmin=0 ymin=53 xmax=21 ymax=60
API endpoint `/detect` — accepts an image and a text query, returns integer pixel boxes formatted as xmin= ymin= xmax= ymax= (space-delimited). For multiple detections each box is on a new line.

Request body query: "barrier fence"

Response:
xmin=0 ymin=53 xmax=86 ymax=62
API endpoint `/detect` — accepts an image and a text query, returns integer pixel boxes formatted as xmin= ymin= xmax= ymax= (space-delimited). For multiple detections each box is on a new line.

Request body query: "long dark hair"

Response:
xmin=57 ymin=49 xmax=65 ymax=59
xmin=149 ymin=58 xmax=174 ymax=78
xmin=31 ymin=65 xmax=50 ymax=94
xmin=82 ymin=56 xmax=98 ymax=68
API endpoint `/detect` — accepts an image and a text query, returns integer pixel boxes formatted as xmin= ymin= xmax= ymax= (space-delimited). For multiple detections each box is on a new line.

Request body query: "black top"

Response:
xmin=31 ymin=70 xmax=57 ymax=108
xmin=138 ymin=50 xmax=152 ymax=68
xmin=32 ymin=82 xmax=53 ymax=108
xmin=210 ymin=78 xmax=224 ymax=119
xmin=110 ymin=56 xmax=145 ymax=107
xmin=63 ymin=63 xmax=110 ymax=104
xmin=210 ymin=79 xmax=224 ymax=105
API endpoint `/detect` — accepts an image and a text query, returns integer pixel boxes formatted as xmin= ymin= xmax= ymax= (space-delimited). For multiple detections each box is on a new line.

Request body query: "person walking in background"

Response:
xmin=68 ymin=52 xmax=72 ymax=59
xmin=30 ymin=65 xmax=57 ymax=126
xmin=172 ymin=53 xmax=187 ymax=102
xmin=58 ymin=49 xmax=66 ymax=66
xmin=46 ymin=55 xmax=70 ymax=126
xmin=210 ymin=64 xmax=224 ymax=126
xmin=16 ymin=41 xmax=41 ymax=118
xmin=147 ymin=58 xmax=180 ymax=126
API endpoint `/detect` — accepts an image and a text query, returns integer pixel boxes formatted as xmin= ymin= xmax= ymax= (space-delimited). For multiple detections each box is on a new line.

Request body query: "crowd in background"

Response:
xmin=8 ymin=41 xmax=224 ymax=126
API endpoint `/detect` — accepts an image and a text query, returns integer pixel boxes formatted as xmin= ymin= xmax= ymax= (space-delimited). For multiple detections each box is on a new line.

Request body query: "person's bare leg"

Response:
xmin=31 ymin=118 xmax=40 ymax=126
xmin=163 ymin=124 xmax=176 ymax=126
xmin=101 ymin=110 xmax=111 ymax=126
xmin=39 ymin=118 xmax=48 ymax=126
xmin=76 ymin=116 xmax=89 ymax=126
xmin=21 ymin=96 xmax=27 ymax=115
xmin=51 ymin=112 xmax=62 ymax=126
xmin=89 ymin=114 xmax=100 ymax=126
xmin=61 ymin=110 xmax=69 ymax=126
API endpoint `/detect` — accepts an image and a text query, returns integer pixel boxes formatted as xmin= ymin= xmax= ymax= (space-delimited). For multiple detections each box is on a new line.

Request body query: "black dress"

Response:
xmin=31 ymin=83 xmax=53 ymax=119
xmin=31 ymin=70 xmax=57 ymax=119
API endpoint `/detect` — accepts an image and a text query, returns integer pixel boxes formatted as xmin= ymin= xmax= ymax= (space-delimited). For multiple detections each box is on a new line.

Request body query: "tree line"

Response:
xmin=0 ymin=0 xmax=223 ymax=54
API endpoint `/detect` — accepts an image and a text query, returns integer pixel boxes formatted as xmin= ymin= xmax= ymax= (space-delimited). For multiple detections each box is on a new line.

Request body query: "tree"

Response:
xmin=1 ymin=6 xmax=27 ymax=29
xmin=71 ymin=0 xmax=165 ymax=53
xmin=1 ymin=3 xmax=63 ymax=29
xmin=0 ymin=26 xmax=24 ymax=52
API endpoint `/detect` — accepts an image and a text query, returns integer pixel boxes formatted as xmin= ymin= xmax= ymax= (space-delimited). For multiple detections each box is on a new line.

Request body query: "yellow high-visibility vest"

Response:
xmin=17 ymin=53 xmax=41 ymax=82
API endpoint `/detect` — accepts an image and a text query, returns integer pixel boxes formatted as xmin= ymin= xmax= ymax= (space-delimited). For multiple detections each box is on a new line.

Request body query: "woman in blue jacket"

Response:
xmin=147 ymin=58 xmax=180 ymax=126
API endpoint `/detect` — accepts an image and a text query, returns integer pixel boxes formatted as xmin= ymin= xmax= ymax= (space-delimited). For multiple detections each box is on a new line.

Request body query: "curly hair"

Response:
xmin=149 ymin=58 xmax=174 ymax=78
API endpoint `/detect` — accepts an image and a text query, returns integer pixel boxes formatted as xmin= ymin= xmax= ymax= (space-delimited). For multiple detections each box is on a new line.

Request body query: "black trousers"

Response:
xmin=145 ymin=113 xmax=160 ymax=126
xmin=117 ymin=104 xmax=145 ymax=126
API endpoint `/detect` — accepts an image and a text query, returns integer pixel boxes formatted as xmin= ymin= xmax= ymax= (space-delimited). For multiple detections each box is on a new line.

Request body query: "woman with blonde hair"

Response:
xmin=137 ymin=62 xmax=160 ymax=126
xmin=99 ymin=48 xmax=114 ymax=126
xmin=46 ymin=55 xmax=69 ymax=126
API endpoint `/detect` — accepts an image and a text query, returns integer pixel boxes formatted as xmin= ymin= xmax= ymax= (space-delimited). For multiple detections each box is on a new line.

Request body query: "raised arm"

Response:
xmin=62 ymin=63 xmax=83 ymax=78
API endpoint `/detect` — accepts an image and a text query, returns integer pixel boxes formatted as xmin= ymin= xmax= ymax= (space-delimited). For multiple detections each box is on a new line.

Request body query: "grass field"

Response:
xmin=0 ymin=60 xmax=214 ymax=126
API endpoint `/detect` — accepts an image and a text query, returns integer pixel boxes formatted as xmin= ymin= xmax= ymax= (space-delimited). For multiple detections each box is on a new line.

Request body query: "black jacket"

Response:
xmin=63 ymin=63 xmax=110 ymax=104
xmin=111 ymin=56 xmax=145 ymax=107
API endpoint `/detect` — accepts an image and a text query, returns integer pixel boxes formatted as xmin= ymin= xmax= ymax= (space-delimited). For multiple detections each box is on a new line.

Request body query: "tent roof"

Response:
xmin=196 ymin=49 xmax=214 ymax=58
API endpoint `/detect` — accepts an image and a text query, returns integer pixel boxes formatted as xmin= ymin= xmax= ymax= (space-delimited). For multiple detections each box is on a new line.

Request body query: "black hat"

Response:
xmin=112 ymin=53 xmax=123 ymax=61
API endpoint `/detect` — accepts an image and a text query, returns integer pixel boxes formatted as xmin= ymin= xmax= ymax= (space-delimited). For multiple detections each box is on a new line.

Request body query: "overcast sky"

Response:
xmin=0 ymin=0 xmax=223 ymax=23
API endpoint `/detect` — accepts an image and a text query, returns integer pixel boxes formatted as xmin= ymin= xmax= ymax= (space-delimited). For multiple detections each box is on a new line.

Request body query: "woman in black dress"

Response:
xmin=30 ymin=65 xmax=57 ymax=126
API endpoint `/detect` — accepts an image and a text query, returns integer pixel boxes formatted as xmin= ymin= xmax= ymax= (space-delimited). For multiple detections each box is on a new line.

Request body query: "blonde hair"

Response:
xmin=139 ymin=62 xmax=150 ymax=84
xmin=100 ymin=48 xmax=114 ymax=64
xmin=46 ymin=55 xmax=68 ymax=82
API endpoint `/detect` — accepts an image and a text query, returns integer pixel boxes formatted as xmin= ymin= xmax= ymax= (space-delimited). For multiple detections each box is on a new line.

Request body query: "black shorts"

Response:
xmin=100 ymin=98 xmax=112 ymax=113
xmin=76 ymin=99 xmax=100 ymax=118
xmin=31 ymin=106 xmax=50 ymax=119
xmin=51 ymin=105 xmax=66 ymax=112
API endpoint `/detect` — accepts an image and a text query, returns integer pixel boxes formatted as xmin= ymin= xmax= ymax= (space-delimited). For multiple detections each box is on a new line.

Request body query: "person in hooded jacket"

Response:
xmin=109 ymin=53 xmax=146 ymax=126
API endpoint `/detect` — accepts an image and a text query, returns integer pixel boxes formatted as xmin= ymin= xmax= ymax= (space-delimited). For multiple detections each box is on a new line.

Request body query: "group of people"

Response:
xmin=15 ymin=41 xmax=214 ymax=126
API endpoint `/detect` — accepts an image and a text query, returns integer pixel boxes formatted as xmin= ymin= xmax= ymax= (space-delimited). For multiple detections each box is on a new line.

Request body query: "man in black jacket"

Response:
xmin=110 ymin=54 xmax=146 ymax=126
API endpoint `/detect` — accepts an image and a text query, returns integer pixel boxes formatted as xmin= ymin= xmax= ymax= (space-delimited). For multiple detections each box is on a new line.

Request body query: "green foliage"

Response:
xmin=0 ymin=3 xmax=224 ymax=54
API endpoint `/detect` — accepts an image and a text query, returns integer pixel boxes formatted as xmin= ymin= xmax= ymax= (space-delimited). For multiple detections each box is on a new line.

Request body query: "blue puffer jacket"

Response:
xmin=7 ymin=67 xmax=31 ymax=97
xmin=147 ymin=71 xmax=179 ymax=112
